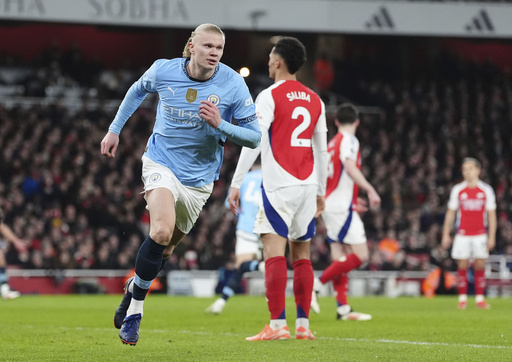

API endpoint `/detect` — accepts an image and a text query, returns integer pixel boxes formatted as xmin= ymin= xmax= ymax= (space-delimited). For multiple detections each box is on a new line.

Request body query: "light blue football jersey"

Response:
xmin=225 ymin=169 xmax=262 ymax=235
xmin=109 ymin=58 xmax=260 ymax=187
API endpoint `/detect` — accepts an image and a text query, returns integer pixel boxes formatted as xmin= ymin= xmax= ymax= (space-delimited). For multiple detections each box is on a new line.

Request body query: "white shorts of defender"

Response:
xmin=451 ymin=233 xmax=489 ymax=260
xmin=322 ymin=209 xmax=367 ymax=245
xmin=254 ymin=184 xmax=317 ymax=241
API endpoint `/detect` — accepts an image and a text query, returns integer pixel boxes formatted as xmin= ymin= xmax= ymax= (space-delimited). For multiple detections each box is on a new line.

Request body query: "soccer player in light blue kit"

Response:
xmin=100 ymin=23 xmax=261 ymax=346
xmin=205 ymin=164 xmax=264 ymax=314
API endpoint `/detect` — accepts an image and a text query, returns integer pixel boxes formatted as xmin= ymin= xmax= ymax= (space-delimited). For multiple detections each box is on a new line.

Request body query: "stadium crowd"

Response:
xmin=0 ymin=41 xmax=511 ymax=274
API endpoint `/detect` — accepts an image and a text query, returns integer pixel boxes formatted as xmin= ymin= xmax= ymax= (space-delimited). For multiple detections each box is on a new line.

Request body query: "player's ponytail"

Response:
xmin=182 ymin=23 xmax=225 ymax=58
xmin=182 ymin=33 xmax=194 ymax=58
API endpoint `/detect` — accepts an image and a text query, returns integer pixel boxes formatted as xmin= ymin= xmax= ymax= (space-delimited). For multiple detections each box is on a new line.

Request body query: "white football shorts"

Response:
xmin=254 ymin=184 xmax=317 ymax=241
xmin=451 ymin=234 xmax=489 ymax=260
xmin=322 ymin=209 xmax=367 ymax=245
xmin=141 ymin=155 xmax=212 ymax=234
xmin=235 ymin=230 xmax=262 ymax=258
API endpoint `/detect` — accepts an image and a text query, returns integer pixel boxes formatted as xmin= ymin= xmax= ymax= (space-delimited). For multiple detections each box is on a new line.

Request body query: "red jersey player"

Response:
xmin=228 ymin=37 xmax=327 ymax=340
xmin=311 ymin=103 xmax=380 ymax=320
xmin=442 ymin=157 xmax=497 ymax=310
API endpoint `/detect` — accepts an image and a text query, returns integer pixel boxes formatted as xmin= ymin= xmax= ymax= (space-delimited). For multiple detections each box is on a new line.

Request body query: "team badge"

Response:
xmin=207 ymin=94 xmax=220 ymax=106
xmin=186 ymin=88 xmax=197 ymax=103
xmin=149 ymin=173 xmax=161 ymax=183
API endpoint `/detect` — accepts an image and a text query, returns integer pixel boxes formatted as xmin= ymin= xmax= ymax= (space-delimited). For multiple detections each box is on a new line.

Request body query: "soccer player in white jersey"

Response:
xmin=442 ymin=158 xmax=496 ymax=310
xmin=311 ymin=103 xmax=380 ymax=320
xmin=205 ymin=164 xmax=264 ymax=314
xmin=228 ymin=37 xmax=328 ymax=341
xmin=100 ymin=23 xmax=261 ymax=346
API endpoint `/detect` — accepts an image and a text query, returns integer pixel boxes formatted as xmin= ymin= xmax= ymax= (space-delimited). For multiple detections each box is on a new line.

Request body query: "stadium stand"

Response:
xmin=0 ymin=33 xmax=511 ymax=287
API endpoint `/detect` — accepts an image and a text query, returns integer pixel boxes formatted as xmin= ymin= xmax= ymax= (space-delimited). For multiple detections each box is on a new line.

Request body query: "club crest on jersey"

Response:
xmin=207 ymin=94 xmax=220 ymax=106
xmin=149 ymin=173 xmax=161 ymax=183
xmin=186 ymin=89 xmax=197 ymax=103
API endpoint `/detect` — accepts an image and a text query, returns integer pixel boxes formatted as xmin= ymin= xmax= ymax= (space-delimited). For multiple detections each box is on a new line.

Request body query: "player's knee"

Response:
xmin=355 ymin=250 xmax=369 ymax=264
xmin=150 ymin=224 xmax=173 ymax=244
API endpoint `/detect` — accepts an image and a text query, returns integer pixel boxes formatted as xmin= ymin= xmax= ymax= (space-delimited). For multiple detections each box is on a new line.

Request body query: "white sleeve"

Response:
xmin=313 ymin=131 xmax=327 ymax=196
xmin=230 ymin=90 xmax=272 ymax=189
xmin=447 ymin=185 xmax=460 ymax=210
xmin=255 ymin=89 xmax=274 ymax=129
xmin=340 ymin=134 xmax=359 ymax=164
xmin=230 ymin=135 xmax=263 ymax=189
xmin=313 ymin=100 xmax=328 ymax=196
xmin=484 ymin=184 xmax=497 ymax=210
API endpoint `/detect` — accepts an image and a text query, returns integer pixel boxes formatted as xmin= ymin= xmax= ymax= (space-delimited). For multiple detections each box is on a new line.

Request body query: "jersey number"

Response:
xmin=290 ymin=106 xmax=311 ymax=148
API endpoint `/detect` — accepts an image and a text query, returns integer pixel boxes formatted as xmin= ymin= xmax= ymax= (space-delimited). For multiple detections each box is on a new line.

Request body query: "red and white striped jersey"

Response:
xmin=255 ymin=80 xmax=326 ymax=191
xmin=325 ymin=131 xmax=361 ymax=213
xmin=447 ymin=180 xmax=496 ymax=236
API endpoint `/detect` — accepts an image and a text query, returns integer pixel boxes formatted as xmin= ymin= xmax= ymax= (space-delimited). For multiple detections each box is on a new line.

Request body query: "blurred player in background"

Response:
xmin=228 ymin=36 xmax=327 ymax=341
xmin=205 ymin=162 xmax=264 ymax=314
xmin=442 ymin=157 xmax=496 ymax=310
xmin=0 ymin=207 xmax=27 ymax=300
xmin=101 ymin=23 xmax=261 ymax=345
xmin=311 ymin=103 xmax=380 ymax=320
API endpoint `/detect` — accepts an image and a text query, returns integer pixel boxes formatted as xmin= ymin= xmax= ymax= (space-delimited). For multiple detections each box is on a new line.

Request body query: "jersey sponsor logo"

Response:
xmin=461 ymin=198 xmax=485 ymax=211
xmin=186 ymin=88 xmax=197 ymax=103
xmin=286 ymin=91 xmax=311 ymax=102
xmin=149 ymin=173 xmax=161 ymax=183
xmin=207 ymin=94 xmax=220 ymax=106
xmin=162 ymin=105 xmax=203 ymax=125
xmin=168 ymin=86 xmax=177 ymax=96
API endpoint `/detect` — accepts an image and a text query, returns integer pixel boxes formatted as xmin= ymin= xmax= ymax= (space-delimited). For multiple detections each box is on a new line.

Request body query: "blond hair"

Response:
xmin=182 ymin=23 xmax=225 ymax=58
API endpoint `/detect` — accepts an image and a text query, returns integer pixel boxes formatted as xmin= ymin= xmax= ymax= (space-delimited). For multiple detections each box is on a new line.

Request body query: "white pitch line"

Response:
xmin=176 ymin=330 xmax=511 ymax=350
xmin=9 ymin=324 xmax=511 ymax=350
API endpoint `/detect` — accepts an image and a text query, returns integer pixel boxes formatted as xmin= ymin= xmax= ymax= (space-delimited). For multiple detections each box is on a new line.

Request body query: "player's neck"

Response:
xmin=466 ymin=179 xmax=478 ymax=188
xmin=274 ymin=71 xmax=296 ymax=83
xmin=338 ymin=124 xmax=356 ymax=135
xmin=186 ymin=61 xmax=214 ymax=81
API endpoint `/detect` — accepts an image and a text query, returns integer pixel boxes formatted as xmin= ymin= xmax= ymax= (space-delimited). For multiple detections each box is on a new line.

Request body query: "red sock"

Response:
xmin=474 ymin=269 xmax=486 ymax=296
xmin=457 ymin=269 xmax=468 ymax=295
xmin=265 ymin=256 xmax=288 ymax=320
xmin=292 ymin=259 xmax=314 ymax=319
xmin=319 ymin=254 xmax=362 ymax=284
xmin=333 ymin=273 xmax=349 ymax=305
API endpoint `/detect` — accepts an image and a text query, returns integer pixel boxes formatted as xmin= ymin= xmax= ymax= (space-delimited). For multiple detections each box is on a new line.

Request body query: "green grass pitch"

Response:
xmin=0 ymin=294 xmax=510 ymax=361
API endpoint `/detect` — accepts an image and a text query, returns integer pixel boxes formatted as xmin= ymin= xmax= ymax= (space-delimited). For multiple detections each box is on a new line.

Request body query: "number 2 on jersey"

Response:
xmin=290 ymin=106 xmax=311 ymax=148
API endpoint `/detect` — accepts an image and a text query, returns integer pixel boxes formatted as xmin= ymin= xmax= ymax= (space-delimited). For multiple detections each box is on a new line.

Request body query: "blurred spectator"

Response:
xmin=0 ymin=40 xmax=511 ymax=273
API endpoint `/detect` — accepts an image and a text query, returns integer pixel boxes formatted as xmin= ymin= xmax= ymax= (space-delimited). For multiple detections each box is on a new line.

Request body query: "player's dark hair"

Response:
xmin=462 ymin=157 xmax=481 ymax=169
xmin=336 ymin=103 xmax=359 ymax=125
xmin=0 ymin=207 xmax=3 ymax=224
xmin=273 ymin=37 xmax=307 ymax=74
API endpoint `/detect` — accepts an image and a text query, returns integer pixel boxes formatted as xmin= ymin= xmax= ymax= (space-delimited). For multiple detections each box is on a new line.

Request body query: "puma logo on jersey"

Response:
xmin=287 ymin=91 xmax=311 ymax=102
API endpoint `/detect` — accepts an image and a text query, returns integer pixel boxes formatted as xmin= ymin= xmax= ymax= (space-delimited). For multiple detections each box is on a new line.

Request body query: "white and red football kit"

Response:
xmin=447 ymin=180 xmax=496 ymax=260
xmin=323 ymin=131 xmax=366 ymax=245
xmin=231 ymin=80 xmax=327 ymax=240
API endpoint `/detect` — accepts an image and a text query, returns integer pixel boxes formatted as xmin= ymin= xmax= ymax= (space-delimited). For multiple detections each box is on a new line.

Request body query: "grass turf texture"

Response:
xmin=0 ymin=295 xmax=510 ymax=361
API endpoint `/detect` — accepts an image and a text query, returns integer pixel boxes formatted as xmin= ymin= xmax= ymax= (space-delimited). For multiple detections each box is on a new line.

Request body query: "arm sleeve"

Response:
xmin=485 ymin=185 xmax=497 ymax=210
xmin=447 ymin=186 xmax=459 ymax=210
xmin=313 ymin=100 xmax=328 ymax=195
xmin=313 ymin=131 xmax=328 ymax=196
xmin=217 ymin=117 xmax=261 ymax=148
xmin=108 ymin=62 xmax=158 ymax=135
xmin=230 ymin=132 xmax=263 ymax=189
